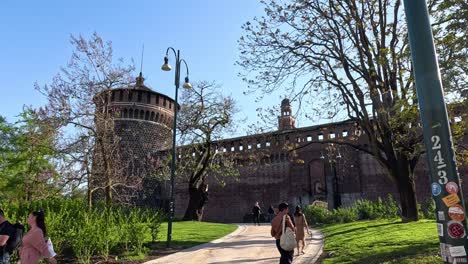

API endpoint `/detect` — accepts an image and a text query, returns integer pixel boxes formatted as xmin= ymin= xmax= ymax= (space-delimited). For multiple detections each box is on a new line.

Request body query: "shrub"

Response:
xmin=329 ymin=207 xmax=358 ymax=223
xmin=354 ymin=199 xmax=381 ymax=219
xmin=0 ymin=198 xmax=163 ymax=264
xmin=416 ymin=203 xmax=425 ymax=220
xmin=305 ymin=195 xmax=402 ymax=224
xmin=304 ymin=205 xmax=329 ymax=224
xmin=420 ymin=199 xmax=436 ymax=219
xmin=354 ymin=196 xmax=400 ymax=220
xmin=117 ymin=208 xmax=154 ymax=254
xmin=67 ymin=213 xmax=102 ymax=264
xmin=141 ymin=210 xmax=163 ymax=243
xmin=384 ymin=194 xmax=400 ymax=218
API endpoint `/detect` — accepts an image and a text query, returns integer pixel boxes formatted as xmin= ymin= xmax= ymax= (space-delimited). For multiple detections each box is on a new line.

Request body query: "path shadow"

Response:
xmin=327 ymin=243 xmax=438 ymax=264
xmin=207 ymin=257 xmax=278 ymax=264
xmin=324 ymin=221 xmax=402 ymax=239
xmin=181 ymin=239 xmax=275 ymax=252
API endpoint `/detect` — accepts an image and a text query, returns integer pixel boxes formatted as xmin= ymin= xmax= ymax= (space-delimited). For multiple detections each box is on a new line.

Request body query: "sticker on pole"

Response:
xmin=437 ymin=223 xmax=444 ymax=236
xmin=448 ymin=205 xmax=465 ymax=222
xmin=450 ymin=246 xmax=467 ymax=257
xmin=443 ymin=193 xmax=461 ymax=207
xmin=438 ymin=211 xmax=446 ymax=221
xmin=446 ymin=182 xmax=459 ymax=194
xmin=454 ymin=257 xmax=468 ymax=263
xmin=440 ymin=243 xmax=450 ymax=257
xmin=448 ymin=221 xmax=465 ymax=239
xmin=432 ymin=183 xmax=442 ymax=196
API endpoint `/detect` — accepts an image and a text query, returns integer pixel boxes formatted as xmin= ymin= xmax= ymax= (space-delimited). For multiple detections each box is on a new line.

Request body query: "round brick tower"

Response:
xmin=110 ymin=73 xmax=175 ymax=151
xmin=93 ymin=72 xmax=175 ymax=206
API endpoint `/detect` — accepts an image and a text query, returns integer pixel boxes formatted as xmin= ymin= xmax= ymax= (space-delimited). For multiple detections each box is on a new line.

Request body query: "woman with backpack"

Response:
xmin=19 ymin=211 xmax=56 ymax=264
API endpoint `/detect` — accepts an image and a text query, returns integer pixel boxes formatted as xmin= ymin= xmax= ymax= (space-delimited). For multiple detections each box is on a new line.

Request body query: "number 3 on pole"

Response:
xmin=438 ymin=171 xmax=448 ymax=185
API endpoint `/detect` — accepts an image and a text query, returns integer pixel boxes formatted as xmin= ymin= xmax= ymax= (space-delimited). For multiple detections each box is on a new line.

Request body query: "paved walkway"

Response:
xmin=144 ymin=224 xmax=324 ymax=264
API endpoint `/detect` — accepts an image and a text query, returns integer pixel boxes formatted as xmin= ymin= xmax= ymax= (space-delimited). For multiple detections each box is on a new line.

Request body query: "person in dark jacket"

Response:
xmin=252 ymin=201 xmax=261 ymax=226
xmin=0 ymin=209 xmax=14 ymax=264
xmin=268 ymin=205 xmax=275 ymax=222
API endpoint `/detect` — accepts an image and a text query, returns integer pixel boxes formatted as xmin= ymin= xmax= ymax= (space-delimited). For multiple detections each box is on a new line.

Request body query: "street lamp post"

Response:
xmin=332 ymin=163 xmax=341 ymax=208
xmin=403 ymin=1 xmax=468 ymax=262
xmin=161 ymin=47 xmax=192 ymax=248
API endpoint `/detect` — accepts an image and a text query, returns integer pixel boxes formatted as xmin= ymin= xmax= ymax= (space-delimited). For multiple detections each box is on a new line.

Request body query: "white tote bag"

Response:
xmin=279 ymin=215 xmax=296 ymax=251
xmin=46 ymin=238 xmax=57 ymax=257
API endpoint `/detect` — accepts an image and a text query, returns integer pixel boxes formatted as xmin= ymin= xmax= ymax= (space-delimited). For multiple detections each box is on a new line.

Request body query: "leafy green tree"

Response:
xmin=448 ymin=100 xmax=468 ymax=168
xmin=0 ymin=110 xmax=58 ymax=202
xmin=239 ymin=0 xmax=466 ymax=221
xmin=429 ymin=0 xmax=468 ymax=99
xmin=0 ymin=116 xmax=15 ymax=198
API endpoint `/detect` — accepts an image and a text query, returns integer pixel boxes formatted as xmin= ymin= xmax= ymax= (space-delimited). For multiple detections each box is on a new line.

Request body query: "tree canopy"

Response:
xmin=0 ymin=111 xmax=58 ymax=202
xmin=238 ymin=0 xmax=466 ymax=221
xmin=35 ymin=33 xmax=137 ymax=206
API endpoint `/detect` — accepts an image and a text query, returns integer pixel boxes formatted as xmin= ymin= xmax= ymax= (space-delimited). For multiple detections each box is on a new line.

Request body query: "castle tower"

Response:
xmin=278 ymin=98 xmax=296 ymax=130
xmin=92 ymin=72 xmax=175 ymax=206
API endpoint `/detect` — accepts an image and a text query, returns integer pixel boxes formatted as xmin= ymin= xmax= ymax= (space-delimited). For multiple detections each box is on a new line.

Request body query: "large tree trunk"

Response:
xmin=183 ymin=183 xmax=208 ymax=221
xmin=393 ymin=158 xmax=419 ymax=222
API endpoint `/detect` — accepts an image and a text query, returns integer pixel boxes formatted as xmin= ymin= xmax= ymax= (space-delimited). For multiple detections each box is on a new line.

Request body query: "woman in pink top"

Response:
xmin=20 ymin=211 xmax=56 ymax=264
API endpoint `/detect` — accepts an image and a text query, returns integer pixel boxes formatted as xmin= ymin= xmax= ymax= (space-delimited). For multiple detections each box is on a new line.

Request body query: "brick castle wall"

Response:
xmin=174 ymin=120 xmax=467 ymax=223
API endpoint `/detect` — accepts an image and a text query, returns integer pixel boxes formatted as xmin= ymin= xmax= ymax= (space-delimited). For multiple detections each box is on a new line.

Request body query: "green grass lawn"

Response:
xmin=118 ymin=221 xmax=237 ymax=262
xmin=154 ymin=221 xmax=238 ymax=249
xmin=319 ymin=219 xmax=442 ymax=264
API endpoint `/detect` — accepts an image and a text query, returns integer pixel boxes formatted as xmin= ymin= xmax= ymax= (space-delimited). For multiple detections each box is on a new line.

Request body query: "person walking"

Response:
xmin=293 ymin=206 xmax=311 ymax=255
xmin=268 ymin=205 xmax=275 ymax=222
xmin=271 ymin=202 xmax=295 ymax=264
xmin=0 ymin=209 xmax=15 ymax=264
xmin=20 ymin=211 xmax=56 ymax=264
xmin=252 ymin=201 xmax=261 ymax=226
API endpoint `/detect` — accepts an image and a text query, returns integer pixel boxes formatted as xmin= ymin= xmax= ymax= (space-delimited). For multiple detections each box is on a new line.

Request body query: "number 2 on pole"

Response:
xmin=431 ymin=135 xmax=441 ymax=149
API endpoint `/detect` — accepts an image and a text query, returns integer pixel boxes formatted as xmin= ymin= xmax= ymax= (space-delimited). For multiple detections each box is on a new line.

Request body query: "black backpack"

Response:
xmin=5 ymin=222 xmax=24 ymax=255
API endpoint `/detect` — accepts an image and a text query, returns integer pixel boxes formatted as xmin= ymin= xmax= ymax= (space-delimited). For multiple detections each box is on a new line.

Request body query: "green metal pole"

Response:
xmin=403 ymin=1 xmax=467 ymax=262
xmin=166 ymin=49 xmax=180 ymax=248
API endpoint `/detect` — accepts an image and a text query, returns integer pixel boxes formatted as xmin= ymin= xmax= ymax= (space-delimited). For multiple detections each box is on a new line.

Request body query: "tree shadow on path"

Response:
xmin=324 ymin=221 xmax=402 ymax=239
xmin=207 ymin=257 xmax=278 ymax=264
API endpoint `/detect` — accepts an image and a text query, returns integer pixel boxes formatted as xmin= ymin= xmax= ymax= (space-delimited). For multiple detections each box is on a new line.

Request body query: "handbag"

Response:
xmin=279 ymin=215 xmax=296 ymax=251
xmin=46 ymin=238 xmax=57 ymax=257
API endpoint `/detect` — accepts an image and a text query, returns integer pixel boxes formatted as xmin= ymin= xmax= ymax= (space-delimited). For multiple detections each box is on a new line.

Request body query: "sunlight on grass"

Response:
xmin=319 ymin=219 xmax=442 ymax=264
xmin=155 ymin=221 xmax=238 ymax=249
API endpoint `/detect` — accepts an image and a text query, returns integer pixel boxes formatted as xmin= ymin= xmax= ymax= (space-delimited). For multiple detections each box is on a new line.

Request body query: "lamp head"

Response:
xmin=182 ymin=77 xmax=192 ymax=89
xmin=161 ymin=56 xmax=172 ymax=71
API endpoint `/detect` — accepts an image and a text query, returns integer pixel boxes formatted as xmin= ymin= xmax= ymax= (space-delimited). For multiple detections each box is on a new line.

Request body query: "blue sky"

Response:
xmin=0 ymin=0 xmax=308 ymax=135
